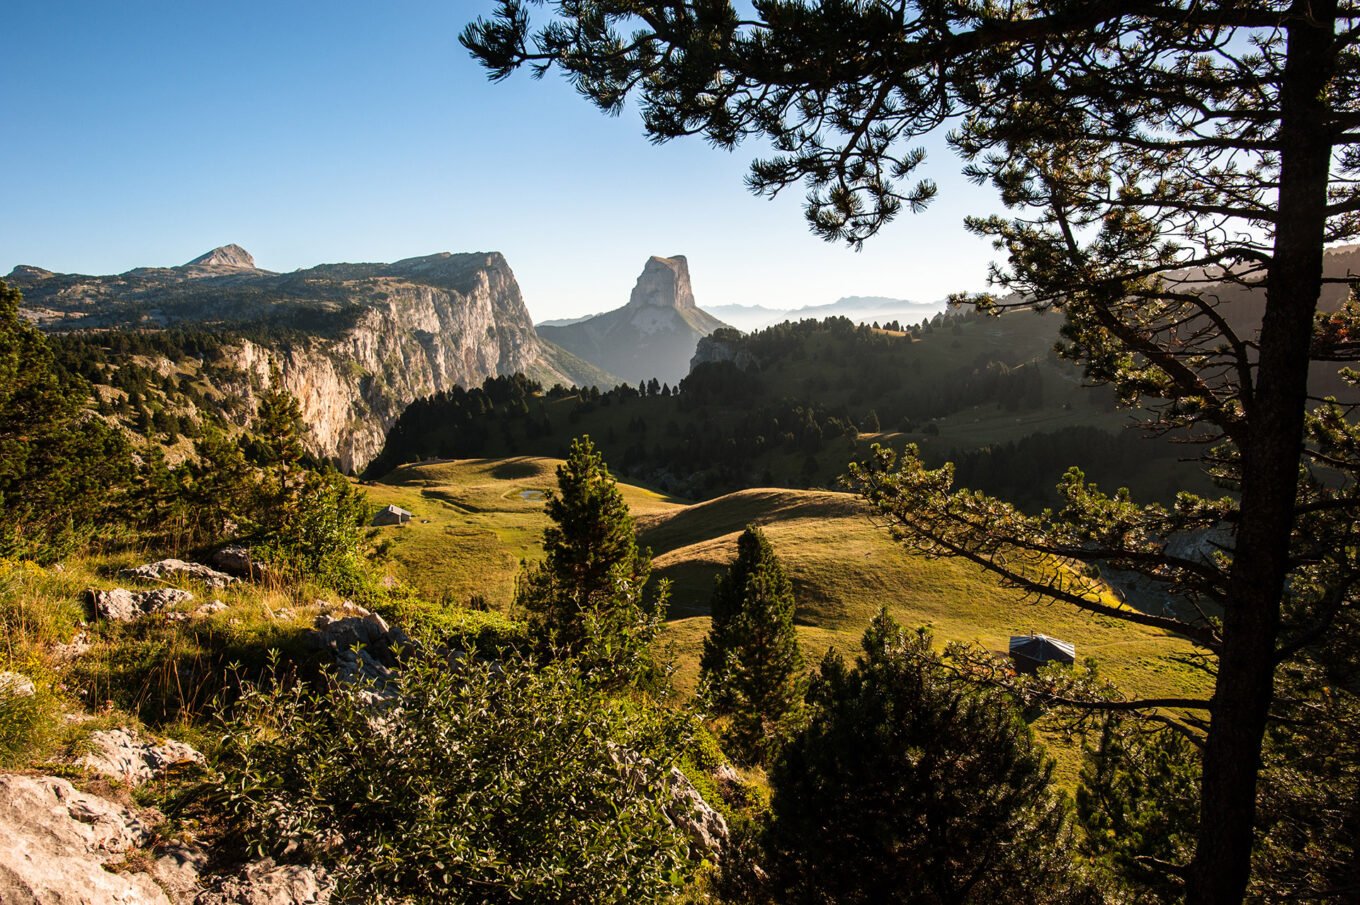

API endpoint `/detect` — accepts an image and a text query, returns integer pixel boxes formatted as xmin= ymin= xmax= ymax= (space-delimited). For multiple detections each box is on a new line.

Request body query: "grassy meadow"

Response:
xmin=362 ymin=455 xmax=1213 ymax=784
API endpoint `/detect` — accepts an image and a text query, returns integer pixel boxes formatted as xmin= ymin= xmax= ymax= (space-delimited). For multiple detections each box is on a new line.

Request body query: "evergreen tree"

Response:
xmin=765 ymin=610 xmax=1092 ymax=903
xmin=515 ymin=436 xmax=666 ymax=685
xmin=698 ymin=525 xmax=803 ymax=764
xmin=0 ymin=280 xmax=134 ymax=560
xmin=463 ymin=6 xmax=1360 ymax=896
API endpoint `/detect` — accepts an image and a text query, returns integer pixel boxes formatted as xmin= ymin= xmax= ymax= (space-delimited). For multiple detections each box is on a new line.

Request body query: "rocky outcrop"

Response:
xmin=90 ymin=588 xmax=195 ymax=622
xmin=0 ymin=773 xmax=171 ymax=905
xmin=120 ymin=560 xmax=237 ymax=589
xmin=211 ymin=546 xmax=270 ymax=581
xmin=11 ymin=248 xmax=610 ymax=472
xmin=309 ymin=603 xmax=412 ymax=700
xmin=0 ymin=671 xmax=36 ymax=700
xmin=690 ymin=329 xmax=758 ymax=372
xmin=0 ymin=772 xmax=329 ymax=905
xmin=76 ymin=729 xmax=205 ymax=785
xmin=538 ymin=255 xmax=731 ymax=385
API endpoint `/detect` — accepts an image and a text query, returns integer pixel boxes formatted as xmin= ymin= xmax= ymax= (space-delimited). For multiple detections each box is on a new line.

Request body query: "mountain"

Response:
xmin=9 ymin=246 xmax=617 ymax=471
xmin=703 ymin=295 xmax=946 ymax=333
xmin=537 ymin=255 xmax=729 ymax=385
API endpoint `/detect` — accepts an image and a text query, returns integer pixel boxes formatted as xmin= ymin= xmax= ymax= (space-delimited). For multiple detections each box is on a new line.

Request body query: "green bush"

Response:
xmin=202 ymin=649 xmax=696 ymax=903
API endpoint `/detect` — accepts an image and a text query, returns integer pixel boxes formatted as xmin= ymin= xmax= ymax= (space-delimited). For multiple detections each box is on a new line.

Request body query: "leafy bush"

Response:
xmin=202 ymin=649 xmax=696 ymax=903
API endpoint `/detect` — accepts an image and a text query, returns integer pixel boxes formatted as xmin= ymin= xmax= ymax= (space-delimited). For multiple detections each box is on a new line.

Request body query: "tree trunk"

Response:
xmin=1186 ymin=2 xmax=1337 ymax=902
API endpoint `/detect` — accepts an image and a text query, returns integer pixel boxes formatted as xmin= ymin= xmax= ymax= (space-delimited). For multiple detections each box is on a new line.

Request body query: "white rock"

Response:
xmin=76 ymin=728 xmax=204 ymax=786
xmin=0 ymin=671 xmax=36 ymax=700
xmin=120 ymin=559 xmax=238 ymax=590
xmin=0 ymin=773 xmax=171 ymax=905
xmin=194 ymin=858 xmax=333 ymax=905
xmin=90 ymin=588 xmax=195 ymax=622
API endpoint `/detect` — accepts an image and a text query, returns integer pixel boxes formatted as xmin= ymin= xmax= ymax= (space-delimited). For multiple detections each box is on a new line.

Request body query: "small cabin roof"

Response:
xmin=1008 ymin=633 xmax=1076 ymax=662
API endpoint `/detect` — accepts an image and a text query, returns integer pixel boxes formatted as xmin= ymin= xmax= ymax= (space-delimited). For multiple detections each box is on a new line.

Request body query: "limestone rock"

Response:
xmin=120 ymin=559 xmax=237 ymax=590
xmin=194 ymin=858 xmax=333 ymax=905
xmin=309 ymin=603 xmax=412 ymax=696
xmin=0 ymin=773 xmax=170 ymax=905
xmin=10 ymin=250 xmax=604 ymax=472
xmin=690 ymin=330 xmax=758 ymax=372
xmin=194 ymin=600 xmax=229 ymax=618
xmin=211 ymin=546 xmax=270 ymax=581
xmin=76 ymin=728 xmax=204 ymax=785
xmin=0 ymin=671 xmax=36 ymax=700
xmin=90 ymin=588 xmax=195 ymax=622
xmin=536 ymin=254 xmax=731 ymax=385
xmin=608 ymin=745 xmax=729 ymax=861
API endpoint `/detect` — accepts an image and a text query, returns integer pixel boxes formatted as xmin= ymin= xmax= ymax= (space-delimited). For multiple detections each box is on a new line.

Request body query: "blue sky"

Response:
xmin=1 ymin=1 xmax=1004 ymax=322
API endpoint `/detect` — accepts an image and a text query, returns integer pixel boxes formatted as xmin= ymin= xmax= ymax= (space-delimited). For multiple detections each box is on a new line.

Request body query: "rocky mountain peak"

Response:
xmin=183 ymin=244 xmax=257 ymax=270
xmin=627 ymin=255 xmax=695 ymax=311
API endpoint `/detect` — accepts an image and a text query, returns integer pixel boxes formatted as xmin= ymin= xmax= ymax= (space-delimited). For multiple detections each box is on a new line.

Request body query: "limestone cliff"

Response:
xmin=10 ymin=247 xmax=614 ymax=472
xmin=537 ymin=255 xmax=730 ymax=385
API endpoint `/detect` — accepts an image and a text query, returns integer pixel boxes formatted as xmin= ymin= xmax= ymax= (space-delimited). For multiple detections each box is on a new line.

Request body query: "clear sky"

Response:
xmin=1 ymin=1 xmax=1006 ymax=322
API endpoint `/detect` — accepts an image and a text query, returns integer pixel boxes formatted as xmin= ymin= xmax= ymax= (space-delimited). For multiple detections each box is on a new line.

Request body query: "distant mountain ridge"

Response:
xmin=537 ymin=255 xmax=729 ymax=385
xmin=9 ymin=246 xmax=617 ymax=470
xmin=702 ymin=295 xmax=946 ymax=333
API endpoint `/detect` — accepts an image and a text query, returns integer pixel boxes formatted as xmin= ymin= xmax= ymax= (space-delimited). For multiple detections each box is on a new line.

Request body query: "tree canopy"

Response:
xmin=464 ymin=3 xmax=1360 ymax=900
xmin=764 ymin=611 xmax=1090 ymax=903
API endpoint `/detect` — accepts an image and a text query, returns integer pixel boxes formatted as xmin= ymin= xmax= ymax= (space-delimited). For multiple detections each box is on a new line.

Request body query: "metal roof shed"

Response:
xmin=1008 ymin=634 xmax=1076 ymax=673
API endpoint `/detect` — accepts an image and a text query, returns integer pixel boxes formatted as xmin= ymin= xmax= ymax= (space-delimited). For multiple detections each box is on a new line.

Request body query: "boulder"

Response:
xmin=90 ymin=588 xmax=195 ymax=622
xmin=608 ymin=745 xmax=729 ymax=861
xmin=120 ymin=559 xmax=237 ymax=590
xmin=309 ymin=603 xmax=412 ymax=698
xmin=194 ymin=600 xmax=229 ymax=618
xmin=210 ymin=546 xmax=270 ymax=581
xmin=0 ymin=773 xmax=171 ymax=904
xmin=76 ymin=728 xmax=204 ymax=786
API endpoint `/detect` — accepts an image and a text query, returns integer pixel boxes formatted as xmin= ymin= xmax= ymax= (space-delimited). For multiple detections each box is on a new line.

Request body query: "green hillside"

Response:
xmin=365 ymin=459 xmax=1210 ymax=712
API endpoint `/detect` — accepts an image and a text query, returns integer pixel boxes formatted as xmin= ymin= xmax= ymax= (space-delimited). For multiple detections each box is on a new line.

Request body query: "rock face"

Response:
xmin=690 ymin=328 xmax=758 ymax=372
xmin=0 ymin=773 xmax=171 ymax=905
xmin=11 ymin=248 xmax=610 ymax=472
xmin=538 ymin=255 xmax=730 ymax=385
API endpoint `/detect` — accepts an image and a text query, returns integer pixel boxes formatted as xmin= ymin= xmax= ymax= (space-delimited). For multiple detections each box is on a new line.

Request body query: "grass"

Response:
xmin=362 ymin=460 xmax=1213 ymax=768
xmin=361 ymin=456 xmax=684 ymax=607
xmin=2 ymin=453 xmax=1211 ymax=794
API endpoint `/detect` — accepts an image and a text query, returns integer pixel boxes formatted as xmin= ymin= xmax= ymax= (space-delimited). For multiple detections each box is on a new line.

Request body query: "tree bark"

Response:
xmin=1186 ymin=2 xmax=1338 ymax=901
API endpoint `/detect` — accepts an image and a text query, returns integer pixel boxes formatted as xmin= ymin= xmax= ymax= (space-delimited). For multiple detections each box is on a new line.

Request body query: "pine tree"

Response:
xmin=764 ymin=610 xmax=1091 ymax=903
xmin=699 ymin=525 xmax=803 ymax=764
xmin=516 ymin=436 xmax=666 ymax=685
xmin=0 ymin=279 xmax=135 ymax=560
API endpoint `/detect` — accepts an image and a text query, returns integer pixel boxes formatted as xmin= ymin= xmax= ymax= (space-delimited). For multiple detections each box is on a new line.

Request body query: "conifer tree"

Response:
xmin=699 ymin=525 xmax=803 ymax=763
xmin=516 ymin=436 xmax=666 ymax=684
xmin=463 ymin=4 xmax=1360 ymax=896
xmin=764 ymin=610 xmax=1090 ymax=903
xmin=0 ymin=280 xmax=134 ymax=560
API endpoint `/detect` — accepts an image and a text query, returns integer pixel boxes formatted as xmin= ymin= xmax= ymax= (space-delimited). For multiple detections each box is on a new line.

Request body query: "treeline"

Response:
xmin=366 ymin=315 xmax=1191 ymax=505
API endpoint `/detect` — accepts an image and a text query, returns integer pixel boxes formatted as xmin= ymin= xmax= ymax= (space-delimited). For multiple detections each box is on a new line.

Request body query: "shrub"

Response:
xmin=203 ymin=649 xmax=695 ymax=903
